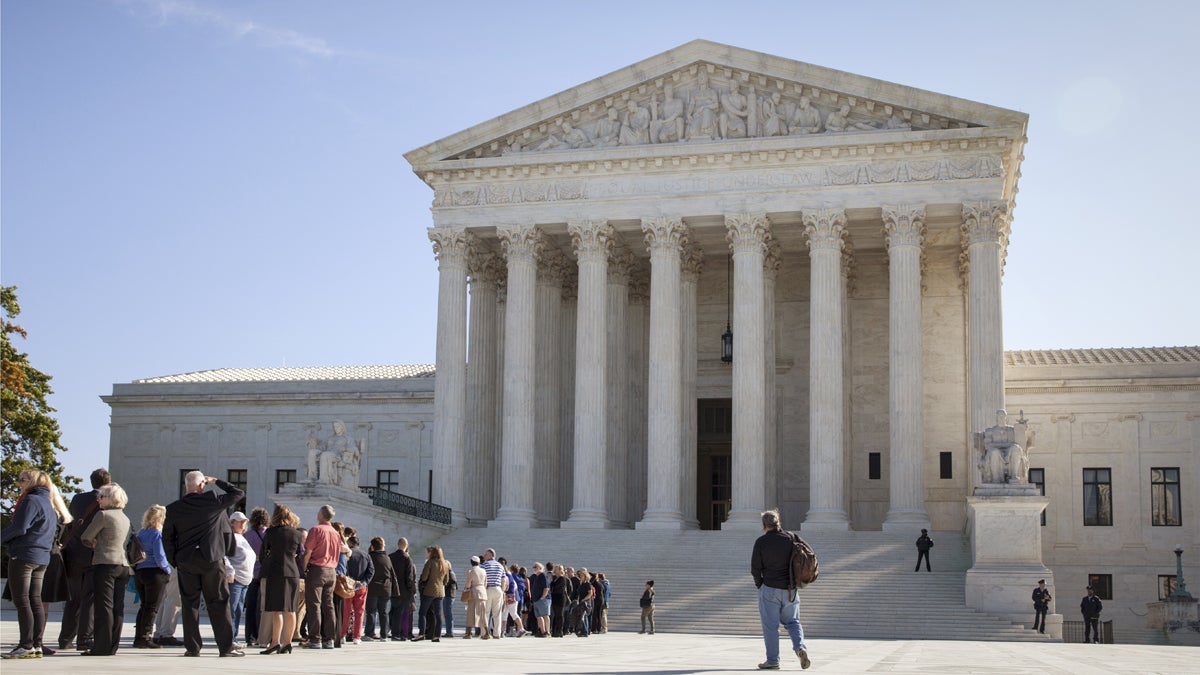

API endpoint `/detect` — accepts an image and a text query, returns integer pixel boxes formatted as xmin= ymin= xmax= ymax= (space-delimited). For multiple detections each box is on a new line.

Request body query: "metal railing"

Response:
xmin=359 ymin=486 xmax=451 ymax=525
xmin=1062 ymin=619 xmax=1113 ymax=643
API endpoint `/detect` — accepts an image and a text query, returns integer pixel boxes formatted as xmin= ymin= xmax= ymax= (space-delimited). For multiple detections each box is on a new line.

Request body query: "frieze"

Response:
xmin=433 ymin=155 xmax=1004 ymax=208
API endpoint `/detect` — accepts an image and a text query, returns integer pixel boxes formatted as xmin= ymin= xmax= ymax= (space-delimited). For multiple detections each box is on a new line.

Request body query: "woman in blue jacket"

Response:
xmin=2 ymin=470 xmax=72 ymax=659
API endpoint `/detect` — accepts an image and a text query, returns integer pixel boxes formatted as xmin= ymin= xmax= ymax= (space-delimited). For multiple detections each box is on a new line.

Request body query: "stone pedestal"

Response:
xmin=965 ymin=490 xmax=1062 ymax=639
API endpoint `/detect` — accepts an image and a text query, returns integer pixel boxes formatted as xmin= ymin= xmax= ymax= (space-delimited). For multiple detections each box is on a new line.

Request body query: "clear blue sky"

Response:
xmin=3 ymin=0 xmax=1198 ymax=482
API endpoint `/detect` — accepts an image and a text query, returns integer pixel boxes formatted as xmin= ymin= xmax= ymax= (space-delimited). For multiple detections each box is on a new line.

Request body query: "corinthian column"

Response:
xmin=803 ymin=209 xmax=850 ymax=529
xmin=564 ymin=221 xmax=613 ymax=528
xmin=763 ymin=241 xmax=781 ymax=511
xmin=724 ymin=213 xmax=772 ymax=530
xmin=429 ymin=227 xmax=474 ymax=524
xmin=680 ymin=245 xmax=704 ymax=529
xmin=636 ymin=216 xmax=689 ymax=529
xmin=534 ymin=250 xmax=567 ymax=525
xmin=883 ymin=205 xmax=931 ymax=530
xmin=466 ymin=250 xmax=501 ymax=523
xmin=493 ymin=224 xmax=544 ymax=527
xmin=963 ymin=201 xmax=1010 ymax=435
xmin=605 ymin=249 xmax=633 ymax=526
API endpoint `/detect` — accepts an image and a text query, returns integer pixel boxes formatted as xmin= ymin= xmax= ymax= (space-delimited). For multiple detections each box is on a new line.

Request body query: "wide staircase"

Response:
xmin=432 ymin=526 xmax=1050 ymax=641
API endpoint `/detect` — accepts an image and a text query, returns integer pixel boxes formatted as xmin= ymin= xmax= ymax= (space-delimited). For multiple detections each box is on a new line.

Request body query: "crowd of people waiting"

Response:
xmin=2 ymin=466 xmax=619 ymax=659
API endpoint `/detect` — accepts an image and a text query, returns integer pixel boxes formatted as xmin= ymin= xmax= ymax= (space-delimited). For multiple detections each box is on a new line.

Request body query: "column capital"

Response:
xmin=681 ymin=244 xmax=705 ymax=283
xmin=725 ymin=213 xmax=772 ymax=255
xmin=497 ymin=224 xmax=546 ymax=263
xmin=467 ymin=250 xmax=503 ymax=285
xmin=429 ymin=227 xmax=476 ymax=268
xmin=537 ymin=250 xmax=570 ymax=286
xmin=763 ymin=240 xmax=782 ymax=281
xmin=883 ymin=204 xmax=927 ymax=250
xmin=607 ymin=246 xmax=635 ymax=283
xmin=568 ymin=220 xmax=615 ymax=262
xmin=642 ymin=216 xmax=689 ymax=257
xmin=961 ymin=200 xmax=1011 ymax=246
xmin=802 ymin=209 xmax=847 ymax=252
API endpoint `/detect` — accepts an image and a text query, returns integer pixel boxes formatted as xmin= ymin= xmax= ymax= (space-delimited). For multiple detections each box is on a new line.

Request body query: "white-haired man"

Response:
xmin=302 ymin=504 xmax=340 ymax=649
xmin=163 ymin=471 xmax=245 ymax=657
xmin=751 ymin=509 xmax=810 ymax=670
xmin=479 ymin=548 xmax=506 ymax=639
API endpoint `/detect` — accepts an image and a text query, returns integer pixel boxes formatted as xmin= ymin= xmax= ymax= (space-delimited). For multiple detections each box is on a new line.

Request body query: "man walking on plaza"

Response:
xmin=1081 ymin=585 xmax=1103 ymax=643
xmin=751 ymin=509 xmax=810 ymax=670
xmin=480 ymin=548 xmax=506 ymax=638
xmin=302 ymin=504 xmax=341 ymax=649
xmin=163 ymin=471 xmax=245 ymax=657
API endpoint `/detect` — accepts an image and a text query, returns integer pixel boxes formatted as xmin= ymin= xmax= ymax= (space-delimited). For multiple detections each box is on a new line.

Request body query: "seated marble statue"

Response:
xmin=788 ymin=96 xmax=822 ymax=134
xmin=977 ymin=409 xmax=1029 ymax=484
xmin=825 ymin=103 xmax=877 ymax=132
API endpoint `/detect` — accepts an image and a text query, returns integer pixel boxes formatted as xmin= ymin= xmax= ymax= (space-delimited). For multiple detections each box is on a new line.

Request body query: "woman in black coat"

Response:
xmin=258 ymin=504 xmax=304 ymax=654
xmin=549 ymin=564 xmax=569 ymax=638
xmin=364 ymin=537 xmax=397 ymax=640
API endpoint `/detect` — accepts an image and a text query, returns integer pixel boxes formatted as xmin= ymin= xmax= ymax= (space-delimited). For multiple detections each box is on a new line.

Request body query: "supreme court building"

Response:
xmin=413 ymin=40 xmax=1026 ymax=532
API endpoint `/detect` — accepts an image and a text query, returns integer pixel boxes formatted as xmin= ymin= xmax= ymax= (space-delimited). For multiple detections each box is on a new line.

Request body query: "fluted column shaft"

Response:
xmin=566 ymin=221 xmax=613 ymax=527
xmin=803 ymin=209 xmax=850 ymax=528
xmin=680 ymin=246 xmax=703 ymax=528
xmin=494 ymin=224 xmax=544 ymax=526
xmin=724 ymin=214 xmax=771 ymax=529
xmin=883 ymin=205 xmax=930 ymax=530
xmin=605 ymin=252 xmax=632 ymax=526
xmin=763 ymin=242 xmax=781 ymax=511
xmin=429 ymin=227 xmax=473 ymax=524
xmin=534 ymin=252 xmax=565 ymax=525
xmin=964 ymin=201 xmax=1010 ymax=436
xmin=637 ymin=217 xmax=689 ymax=529
xmin=466 ymin=251 xmax=500 ymax=522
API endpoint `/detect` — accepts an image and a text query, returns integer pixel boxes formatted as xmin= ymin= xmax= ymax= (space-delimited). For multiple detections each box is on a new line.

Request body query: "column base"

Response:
xmin=882 ymin=510 xmax=930 ymax=533
xmin=723 ymin=509 xmax=768 ymax=531
xmin=490 ymin=507 xmax=537 ymax=528
xmin=635 ymin=510 xmax=687 ymax=530
xmin=802 ymin=509 xmax=850 ymax=532
xmin=562 ymin=509 xmax=611 ymax=529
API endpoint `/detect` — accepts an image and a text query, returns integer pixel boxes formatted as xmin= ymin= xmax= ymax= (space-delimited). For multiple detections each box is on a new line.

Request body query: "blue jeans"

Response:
xmin=441 ymin=596 xmax=455 ymax=636
xmin=229 ymin=582 xmax=248 ymax=641
xmin=758 ymin=585 xmax=805 ymax=665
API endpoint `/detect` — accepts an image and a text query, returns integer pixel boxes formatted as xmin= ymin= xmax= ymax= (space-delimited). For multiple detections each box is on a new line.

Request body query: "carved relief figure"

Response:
xmin=650 ymin=82 xmax=685 ymax=143
xmin=306 ymin=431 xmax=321 ymax=482
xmin=788 ymin=96 xmax=822 ymax=134
xmin=884 ymin=113 xmax=911 ymax=130
xmin=686 ymin=71 xmax=721 ymax=140
xmin=561 ymin=120 xmax=590 ymax=149
xmin=825 ymin=103 xmax=877 ymax=133
xmin=592 ymin=107 xmax=621 ymax=147
xmin=619 ymin=99 xmax=651 ymax=146
xmin=976 ymin=409 xmax=1030 ymax=484
xmin=719 ymin=83 xmax=752 ymax=139
xmin=760 ymin=91 xmax=787 ymax=137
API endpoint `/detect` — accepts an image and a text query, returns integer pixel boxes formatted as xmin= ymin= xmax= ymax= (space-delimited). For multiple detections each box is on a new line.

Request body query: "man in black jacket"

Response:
xmin=1080 ymin=586 xmax=1103 ymax=643
xmin=57 ymin=467 xmax=110 ymax=651
xmin=388 ymin=537 xmax=417 ymax=640
xmin=163 ymin=471 xmax=245 ymax=657
xmin=1031 ymin=579 xmax=1051 ymax=633
xmin=915 ymin=529 xmax=933 ymax=572
xmin=751 ymin=509 xmax=810 ymax=671
xmin=364 ymin=537 xmax=396 ymax=640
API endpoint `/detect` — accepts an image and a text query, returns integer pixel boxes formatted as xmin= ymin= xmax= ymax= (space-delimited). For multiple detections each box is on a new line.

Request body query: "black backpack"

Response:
xmin=788 ymin=531 xmax=818 ymax=592
xmin=125 ymin=531 xmax=147 ymax=566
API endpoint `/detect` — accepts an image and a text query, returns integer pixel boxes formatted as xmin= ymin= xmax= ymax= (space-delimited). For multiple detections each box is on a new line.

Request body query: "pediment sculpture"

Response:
xmin=305 ymin=420 xmax=368 ymax=490
xmin=975 ymin=409 xmax=1031 ymax=485
xmin=475 ymin=64 xmax=962 ymax=159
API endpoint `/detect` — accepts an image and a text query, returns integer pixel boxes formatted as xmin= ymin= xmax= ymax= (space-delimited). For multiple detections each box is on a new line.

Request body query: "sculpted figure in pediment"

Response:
xmin=592 ymin=107 xmax=621 ymax=147
xmin=650 ymin=82 xmax=685 ymax=143
xmin=884 ymin=113 xmax=911 ymax=131
xmin=760 ymin=91 xmax=788 ymax=137
xmin=686 ymin=71 xmax=721 ymax=140
xmin=825 ymin=103 xmax=878 ymax=133
xmin=788 ymin=96 xmax=822 ymax=134
xmin=719 ymin=83 xmax=752 ymax=139
xmin=619 ymin=99 xmax=651 ymax=146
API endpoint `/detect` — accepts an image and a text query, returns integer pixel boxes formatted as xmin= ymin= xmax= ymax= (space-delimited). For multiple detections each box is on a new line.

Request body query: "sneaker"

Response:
xmin=757 ymin=663 xmax=779 ymax=670
xmin=303 ymin=641 xmax=324 ymax=649
xmin=3 ymin=647 xmax=40 ymax=659
xmin=351 ymin=639 xmax=361 ymax=645
xmin=322 ymin=641 xmax=334 ymax=649
xmin=220 ymin=649 xmax=245 ymax=657
xmin=230 ymin=641 xmax=245 ymax=650
xmin=797 ymin=648 xmax=811 ymax=669
xmin=38 ymin=646 xmax=56 ymax=656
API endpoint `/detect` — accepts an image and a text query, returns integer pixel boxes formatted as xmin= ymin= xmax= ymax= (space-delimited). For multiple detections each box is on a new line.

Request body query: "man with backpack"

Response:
xmin=751 ymin=509 xmax=811 ymax=670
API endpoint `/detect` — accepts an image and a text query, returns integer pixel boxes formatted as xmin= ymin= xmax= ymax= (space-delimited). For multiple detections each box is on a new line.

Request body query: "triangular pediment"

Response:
xmin=405 ymin=40 xmax=1027 ymax=169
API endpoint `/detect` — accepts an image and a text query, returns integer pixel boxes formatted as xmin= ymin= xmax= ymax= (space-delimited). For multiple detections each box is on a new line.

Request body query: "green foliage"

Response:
xmin=2 ymin=285 xmax=80 ymax=514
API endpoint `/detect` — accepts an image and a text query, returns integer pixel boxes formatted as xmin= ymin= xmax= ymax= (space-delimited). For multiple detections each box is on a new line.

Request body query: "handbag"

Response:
xmin=460 ymin=589 xmax=471 ymax=603
xmin=334 ymin=574 xmax=357 ymax=599
xmin=41 ymin=542 xmax=70 ymax=602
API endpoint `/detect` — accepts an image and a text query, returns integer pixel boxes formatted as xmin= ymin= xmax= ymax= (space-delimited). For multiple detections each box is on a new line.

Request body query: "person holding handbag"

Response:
xmin=2 ymin=470 xmax=72 ymax=659
xmin=462 ymin=556 xmax=487 ymax=639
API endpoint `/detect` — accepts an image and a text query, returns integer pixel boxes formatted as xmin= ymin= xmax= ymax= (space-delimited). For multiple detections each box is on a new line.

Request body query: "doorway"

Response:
xmin=697 ymin=398 xmax=732 ymax=530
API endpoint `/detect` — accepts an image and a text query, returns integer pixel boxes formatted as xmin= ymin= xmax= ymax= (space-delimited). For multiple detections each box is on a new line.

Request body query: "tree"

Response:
xmin=2 ymin=285 xmax=79 ymax=514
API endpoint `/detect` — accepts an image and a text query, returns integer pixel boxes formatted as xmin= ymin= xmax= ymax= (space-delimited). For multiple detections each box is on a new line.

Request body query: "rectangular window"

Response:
xmin=1088 ymin=573 xmax=1113 ymax=600
xmin=377 ymin=470 xmax=400 ymax=493
xmin=275 ymin=469 xmax=296 ymax=493
xmin=227 ymin=469 xmax=248 ymax=513
xmin=1083 ymin=468 xmax=1113 ymax=526
xmin=1029 ymin=468 xmax=1046 ymax=526
xmin=868 ymin=452 xmax=881 ymax=480
xmin=1151 ymin=467 xmax=1181 ymax=526
xmin=178 ymin=468 xmax=199 ymax=499
xmin=939 ymin=452 xmax=953 ymax=479
xmin=1159 ymin=575 xmax=1178 ymax=601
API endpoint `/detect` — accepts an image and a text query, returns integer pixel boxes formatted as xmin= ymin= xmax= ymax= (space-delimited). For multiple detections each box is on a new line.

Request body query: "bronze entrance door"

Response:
xmin=697 ymin=399 xmax=732 ymax=530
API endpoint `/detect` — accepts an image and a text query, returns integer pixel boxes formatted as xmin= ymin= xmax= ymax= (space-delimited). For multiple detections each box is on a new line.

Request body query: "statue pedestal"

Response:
xmin=277 ymin=482 xmax=451 ymax=551
xmin=965 ymin=490 xmax=1062 ymax=639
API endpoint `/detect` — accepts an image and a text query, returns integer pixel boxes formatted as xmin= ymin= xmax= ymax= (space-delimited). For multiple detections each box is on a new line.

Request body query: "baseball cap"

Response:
xmin=230 ymin=511 xmax=248 ymax=521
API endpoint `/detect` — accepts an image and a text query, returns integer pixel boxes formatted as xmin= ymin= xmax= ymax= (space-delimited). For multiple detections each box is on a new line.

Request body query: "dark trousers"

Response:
xmin=1033 ymin=606 xmax=1047 ymax=632
xmin=365 ymin=595 xmax=389 ymax=638
xmin=177 ymin=556 xmax=233 ymax=654
xmin=915 ymin=550 xmax=931 ymax=572
xmin=1084 ymin=616 xmax=1100 ymax=642
xmin=245 ymin=579 xmax=261 ymax=642
xmin=441 ymin=595 xmax=455 ymax=636
xmin=91 ymin=563 xmax=129 ymax=655
xmin=58 ymin=559 xmax=94 ymax=647
xmin=550 ymin=596 xmax=565 ymax=637
xmin=8 ymin=559 xmax=47 ymax=649
xmin=418 ymin=594 xmax=442 ymax=639
xmin=304 ymin=565 xmax=336 ymax=643
xmin=133 ymin=568 xmax=170 ymax=640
